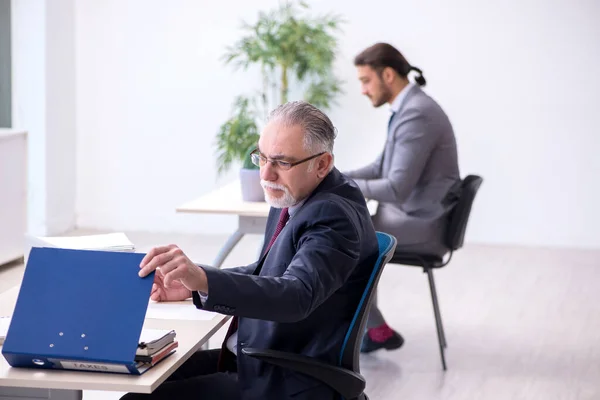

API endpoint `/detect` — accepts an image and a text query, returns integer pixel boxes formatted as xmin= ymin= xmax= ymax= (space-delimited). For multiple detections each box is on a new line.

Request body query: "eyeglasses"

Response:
xmin=250 ymin=149 xmax=326 ymax=171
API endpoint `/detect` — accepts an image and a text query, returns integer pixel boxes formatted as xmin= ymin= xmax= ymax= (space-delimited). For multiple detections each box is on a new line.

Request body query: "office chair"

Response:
xmin=242 ymin=232 xmax=397 ymax=400
xmin=389 ymin=174 xmax=483 ymax=370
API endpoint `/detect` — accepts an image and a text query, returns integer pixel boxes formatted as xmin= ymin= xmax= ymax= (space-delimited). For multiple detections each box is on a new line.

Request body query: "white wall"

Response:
xmin=74 ymin=0 xmax=600 ymax=249
xmin=11 ymin=0 xmax=77 ymax=236
xmin=11 ymin=0 xmax=46 ymax=235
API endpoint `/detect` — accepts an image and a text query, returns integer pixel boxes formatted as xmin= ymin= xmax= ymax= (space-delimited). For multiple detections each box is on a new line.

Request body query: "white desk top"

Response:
xmin=0 ymin=129 xmax=27 ymax=141
xmin=176 ymin=180 xmax=378 ymax=218
xmin=0 ymin=286 xmax=230 ymax=394
xmin=176 ymin=180 xmax=270 ymax=217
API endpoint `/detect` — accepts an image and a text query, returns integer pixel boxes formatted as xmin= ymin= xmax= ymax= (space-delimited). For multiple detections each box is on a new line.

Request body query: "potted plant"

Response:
xmin=215 ymin=96 xmax=263 ymax=201
xmin=214 ymin=0 xmax=345 ymax=202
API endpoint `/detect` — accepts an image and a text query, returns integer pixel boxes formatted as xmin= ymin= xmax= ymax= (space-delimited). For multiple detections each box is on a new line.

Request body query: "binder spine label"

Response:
xmin=58 ymin=360 xmax=130 ymax=373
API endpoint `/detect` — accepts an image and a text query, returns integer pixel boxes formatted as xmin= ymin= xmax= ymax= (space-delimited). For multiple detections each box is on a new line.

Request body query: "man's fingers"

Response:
xmin=139 ymin=246 xmax=176 ymax=277
xmin=140 ymin=246 xmax=169 ymax=267
xmin=140 ymin=245 xmax=178 ymax=267
xmin=150 ymin=287 xmax=164 ymax=302
xmin=153 ymin=256 xmax=182 ymax=280
xmin=163 ymin=265 xmax=188 ymax=289
xmin=151 ymin=282 xmax=159 ymax=295
xmin=154 ymin=269 xmax=165 ymax=284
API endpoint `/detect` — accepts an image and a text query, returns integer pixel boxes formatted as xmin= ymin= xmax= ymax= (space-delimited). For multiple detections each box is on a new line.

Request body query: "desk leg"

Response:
xmin=211 ymin=215 xmax=268 ymax=269
xmin=238 ymin=216 xmax=268 ymax=259
xmin=0 ymin=388 xmax=82 ymax=400
xmin=212 ymin=230 xmax=244 ymax=269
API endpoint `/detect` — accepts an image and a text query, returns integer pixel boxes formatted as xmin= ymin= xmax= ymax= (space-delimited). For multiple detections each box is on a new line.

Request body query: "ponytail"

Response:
xmin=410 ymin=66 xmax=427 ymax=87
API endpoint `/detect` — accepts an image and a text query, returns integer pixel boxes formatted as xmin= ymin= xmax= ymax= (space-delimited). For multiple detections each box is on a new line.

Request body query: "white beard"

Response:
xmin=261 ymin=180 xmax=298 ymax=208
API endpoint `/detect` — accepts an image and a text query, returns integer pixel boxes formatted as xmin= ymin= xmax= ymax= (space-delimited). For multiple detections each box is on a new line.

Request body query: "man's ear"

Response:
xmin=384 ymin=66 xmax=399 ymax=85
xmin=317 ymin=153 xmax=334 ymax=178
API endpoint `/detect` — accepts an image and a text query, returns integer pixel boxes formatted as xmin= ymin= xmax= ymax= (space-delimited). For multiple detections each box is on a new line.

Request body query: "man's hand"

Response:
xmin=139 ymin=245 xmax=209 ymax=301
xmin=149 ymin=269 xmax=192 ymax=302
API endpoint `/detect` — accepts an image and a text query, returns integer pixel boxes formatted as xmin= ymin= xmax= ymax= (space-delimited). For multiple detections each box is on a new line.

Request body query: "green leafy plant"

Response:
xmin=214 ymin=0 xmax=345 ymax=175
xmin=215 ymin=96 xmax=260 ymax=174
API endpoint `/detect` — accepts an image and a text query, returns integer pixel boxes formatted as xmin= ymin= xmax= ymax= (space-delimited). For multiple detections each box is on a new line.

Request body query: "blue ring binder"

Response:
xmin=2 ymin=247 xmax=158 ymax=375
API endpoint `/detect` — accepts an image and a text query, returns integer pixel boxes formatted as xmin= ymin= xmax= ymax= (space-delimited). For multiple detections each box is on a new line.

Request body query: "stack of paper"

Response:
xmin=136 ymin=328 xmax=178 ymax=366
xmin=24 ymin=233 xmax=136 ymax=263
xmin=0 ymin=316 xmax=11 ymax=345
xmin=29 ymin=233 xmax=135 ymax=252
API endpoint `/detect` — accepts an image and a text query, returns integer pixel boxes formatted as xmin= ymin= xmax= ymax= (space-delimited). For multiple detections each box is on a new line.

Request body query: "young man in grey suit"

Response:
xmin=122 ymin=101 xmax=379 ymax=400
xmin=344 ymin=43 xmax=461 ymax=353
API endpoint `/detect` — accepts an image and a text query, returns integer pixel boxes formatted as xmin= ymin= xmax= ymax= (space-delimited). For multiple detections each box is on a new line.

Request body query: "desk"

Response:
xmin=0 ymin=286 xmax=230 ymax=400
xmin=176 ymin=181 xmax=270 ymax=268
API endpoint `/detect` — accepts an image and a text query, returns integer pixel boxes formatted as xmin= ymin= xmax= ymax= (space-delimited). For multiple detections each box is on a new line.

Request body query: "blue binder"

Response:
xmin=2 ymin=247 xmax=157 ymax=375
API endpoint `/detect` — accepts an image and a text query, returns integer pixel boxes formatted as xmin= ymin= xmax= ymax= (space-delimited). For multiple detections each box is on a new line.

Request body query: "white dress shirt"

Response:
xmin=389 ymin=82 xmax=415 ymax=115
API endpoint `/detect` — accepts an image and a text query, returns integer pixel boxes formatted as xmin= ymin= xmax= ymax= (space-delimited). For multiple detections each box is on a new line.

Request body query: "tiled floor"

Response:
xmin=2 ymin=230 xmax=600 ymax=399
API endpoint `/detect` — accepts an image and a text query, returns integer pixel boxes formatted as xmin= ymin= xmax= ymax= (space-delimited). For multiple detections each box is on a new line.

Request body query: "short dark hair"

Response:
xmin=354 ymin=43 xmax=426 ymax=86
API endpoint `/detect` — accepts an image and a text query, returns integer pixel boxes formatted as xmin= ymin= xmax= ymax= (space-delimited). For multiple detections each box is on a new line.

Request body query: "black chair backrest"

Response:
xmin=445 ymin=175 xmax=483 ymax=251
xmin=338 ymin=232 xmax=397 ymax=372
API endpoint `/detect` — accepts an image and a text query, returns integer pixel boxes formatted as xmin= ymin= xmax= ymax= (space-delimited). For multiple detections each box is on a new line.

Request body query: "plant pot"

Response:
xmin=240 ymin=168 xmax=264 ymax=202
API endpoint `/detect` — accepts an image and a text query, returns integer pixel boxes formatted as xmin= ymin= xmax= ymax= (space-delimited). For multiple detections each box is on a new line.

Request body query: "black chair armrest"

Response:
xmin=241 ymin=347 xmax=366 ymax=399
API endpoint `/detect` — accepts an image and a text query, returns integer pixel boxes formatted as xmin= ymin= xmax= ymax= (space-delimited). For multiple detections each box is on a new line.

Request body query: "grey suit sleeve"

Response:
xmin=194 ymin=201 xmax=361 ymax=323
xmin=344 ymin=152 xmax=383 ymax=180
xmin=352 ymin=108 xmax=438 ymax=203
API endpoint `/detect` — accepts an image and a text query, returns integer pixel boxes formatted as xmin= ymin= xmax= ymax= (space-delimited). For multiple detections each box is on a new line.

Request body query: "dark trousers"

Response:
xmin=120 ymin=349 xmax=240 ymax=400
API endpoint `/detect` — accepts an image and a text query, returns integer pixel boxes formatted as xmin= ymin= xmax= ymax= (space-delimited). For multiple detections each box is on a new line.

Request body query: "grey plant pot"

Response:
xmin=239 ymin=168 xmax=264 ymax=202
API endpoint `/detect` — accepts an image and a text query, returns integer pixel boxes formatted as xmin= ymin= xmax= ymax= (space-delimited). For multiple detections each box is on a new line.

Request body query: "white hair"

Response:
xmin=268 ymin=100 xmax=337 ymax=172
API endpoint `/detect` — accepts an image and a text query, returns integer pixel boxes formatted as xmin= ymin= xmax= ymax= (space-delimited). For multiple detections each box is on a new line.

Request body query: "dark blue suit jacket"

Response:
xmin=193 ymin=168 xmax=379 ymax=399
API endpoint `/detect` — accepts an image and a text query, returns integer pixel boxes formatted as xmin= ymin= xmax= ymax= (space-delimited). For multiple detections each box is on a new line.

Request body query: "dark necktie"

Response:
xmin=264 ymin=207 xmax=289 ymax=253
xmin=217 ymin=207 xmax=290 ymax=371
xmin=388 ymin=111 xmax=396 ymax=130
xmin=379 ymin=112 xmax=396 ymax=171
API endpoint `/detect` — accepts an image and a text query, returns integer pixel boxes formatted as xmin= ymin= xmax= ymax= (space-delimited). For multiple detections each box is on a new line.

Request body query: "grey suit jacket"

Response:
xmin=345 ymin=85 xmax=461 ymax=256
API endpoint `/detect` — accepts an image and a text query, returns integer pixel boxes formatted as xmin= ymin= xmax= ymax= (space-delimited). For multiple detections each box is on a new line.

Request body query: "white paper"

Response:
xmin=146 ymin=302 xmax=216 ymax=321
xmin=0 ymin=316 xmax=11 ymax=343
xmin=138 ymin=328 xmax=174 ymax=344
xmin=27 ymin=232 xmax=135 ymax=251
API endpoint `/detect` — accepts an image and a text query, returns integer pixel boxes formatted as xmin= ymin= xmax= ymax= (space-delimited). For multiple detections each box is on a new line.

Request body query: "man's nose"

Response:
xmin=260 ymin=161 xmax=278 ymax=181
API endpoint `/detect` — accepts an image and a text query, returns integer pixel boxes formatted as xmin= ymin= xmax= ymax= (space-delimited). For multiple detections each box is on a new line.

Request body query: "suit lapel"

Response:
xmin=251 ymin=249 xmax=270 ymax=276
xmin=381 ymin=85 xmax=421 ymax=172
xmin=251 ymin=207 xmax=281 ymax=276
